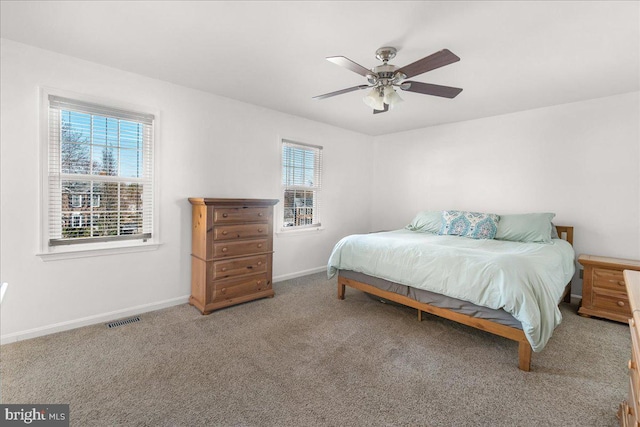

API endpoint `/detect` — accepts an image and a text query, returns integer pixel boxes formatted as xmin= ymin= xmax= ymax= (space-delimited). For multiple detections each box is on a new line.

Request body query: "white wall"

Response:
xmin=0 ymin=39 xmax=373 ymax=343
xmin=372 ymin=91 xmax=640 ymax=294
xmin=2 ymin=37 xmax=639 ymax=343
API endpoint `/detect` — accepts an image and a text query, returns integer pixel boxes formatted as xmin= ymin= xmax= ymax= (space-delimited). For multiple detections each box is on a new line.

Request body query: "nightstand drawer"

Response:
xmin=592 ymin=290 xmax=631 ymax=317
xmin=593 ymin=268 xmax=626 ymax=291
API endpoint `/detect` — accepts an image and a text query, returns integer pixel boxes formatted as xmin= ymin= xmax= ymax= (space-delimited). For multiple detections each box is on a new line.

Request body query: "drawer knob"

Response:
xmin=257 ymin=261 xmax=262 ymax=266
xmin=258 ymin=228 xmax=263 ymax=233
xmin=257 ymin=243 xmax=263 ymax=248
xmin=222 ymin=213 xmax=228 ymax=218
xmin=222 ymin=247 xmax=228 ymax=252
xmin=629 ymin=360 xmax=636 ymax=370
xmin=221 ymin=267 xmax=227 ymax=272
xmin=221 ymin=288 xmax=227 ymax=294
xmin=618 ymin=301 xmax=626 ymax=307
xmin=619 ymin=280 xmax=626 ymax=286
xmin=222 ymin=231 xmax=228 ymax=235
xmin=258 ymin=213 xmax=263 ymax=217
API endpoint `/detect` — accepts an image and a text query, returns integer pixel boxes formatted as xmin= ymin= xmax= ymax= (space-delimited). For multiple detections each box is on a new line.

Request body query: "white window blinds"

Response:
xmin=47 ymin=95 xmax=154 ymax=245
xmin=281 ymin=139 xmax=322 ymax=229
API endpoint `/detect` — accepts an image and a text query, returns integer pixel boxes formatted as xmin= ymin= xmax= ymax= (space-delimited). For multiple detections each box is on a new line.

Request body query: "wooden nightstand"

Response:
xmin=578 ymin=254 xmax=640 ymax=323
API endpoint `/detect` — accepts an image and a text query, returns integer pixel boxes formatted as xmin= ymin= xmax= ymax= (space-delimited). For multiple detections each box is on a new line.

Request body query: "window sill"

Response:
xmin=276 ymin=226 xmax=324 ymax=237
xmin=37 ymin=240 xmax=162 ymax=261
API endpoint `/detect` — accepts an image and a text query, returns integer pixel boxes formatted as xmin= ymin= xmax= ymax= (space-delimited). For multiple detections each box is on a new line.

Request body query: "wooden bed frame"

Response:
xmin=337 ymin=226 xmax=574 ymax=372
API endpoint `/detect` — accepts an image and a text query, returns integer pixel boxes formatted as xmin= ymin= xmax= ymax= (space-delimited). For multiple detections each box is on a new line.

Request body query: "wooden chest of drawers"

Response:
xmin=189 ymin=198 xmax=279 ymax=314
xmin=620 ymin=270 xmax=640 ymax=426
xmin=578 ymin=255 xmax=640 ymax=323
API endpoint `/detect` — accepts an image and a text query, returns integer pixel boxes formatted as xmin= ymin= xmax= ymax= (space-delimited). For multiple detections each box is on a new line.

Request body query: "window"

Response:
xmin=46 ymin=95 xmax=154 ymax=247
xmin=71 ymin=194 xmax=83 ymax=208
xmin=281 ymin=139 xmax=322 ymax=230
xmin=71 ymin=213 xmax=83 ymax=228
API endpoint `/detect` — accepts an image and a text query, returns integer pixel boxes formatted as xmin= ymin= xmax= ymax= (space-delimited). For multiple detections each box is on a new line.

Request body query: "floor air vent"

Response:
xmin=106 ymin=316 xmax=141 ymax=329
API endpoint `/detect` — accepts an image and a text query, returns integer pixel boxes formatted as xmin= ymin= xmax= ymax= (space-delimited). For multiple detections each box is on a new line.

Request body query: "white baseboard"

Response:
xmin=2 ymin=267 xmax=327 ymax=345
xmin=0 ymin=277 xmax=580 ymax=345
xmin=1 ymin=295 xmax=190 ymax=345
xmin=273 ymin=266 xmax=326 ymax=283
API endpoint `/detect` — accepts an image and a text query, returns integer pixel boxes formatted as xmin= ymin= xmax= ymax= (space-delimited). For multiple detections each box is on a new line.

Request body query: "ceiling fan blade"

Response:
xmin=326 ymin=56 xmax=372 ymax=77
xmin=313 ymin=85 xmax=370 ymax=100
xmin=401 ymin=81 xmax=463 ymax=98
xmin=373 ymin=103 xmax=389 ymax=114
xmin=396 ymin=49 xmax=460 ymax=79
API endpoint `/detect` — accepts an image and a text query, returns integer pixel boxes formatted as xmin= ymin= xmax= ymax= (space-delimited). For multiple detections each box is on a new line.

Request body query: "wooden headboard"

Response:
xmin=555 ymin=225 xmax=574 ymax=245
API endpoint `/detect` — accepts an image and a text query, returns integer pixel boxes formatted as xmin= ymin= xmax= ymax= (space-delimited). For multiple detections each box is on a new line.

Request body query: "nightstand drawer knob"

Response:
xmin=222 ymin=231 xmax=228 ymax=235
xmin=258 ymin=228 xmax=264 ymax=233
xmin=258 ymin=213 xmax=263 ymax=217
xmin=222 ymin=213 xmax=228 ymax=218
xmin=618 ymin=301 xmax=626 ymax=307
xmin=222 ymin=247 xmax=228 ymax=252
xmin=257 ymin=243 xmax=263 ymax=248
xmin=221 ymin=267 xmax=227 ymax=272
xmin=619 ymin=281 xmax=626 ymax=286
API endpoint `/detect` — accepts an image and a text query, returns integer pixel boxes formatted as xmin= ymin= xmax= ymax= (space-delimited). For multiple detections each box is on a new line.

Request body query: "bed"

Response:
xmin=327 ymin=211 xmax=576 ymax=371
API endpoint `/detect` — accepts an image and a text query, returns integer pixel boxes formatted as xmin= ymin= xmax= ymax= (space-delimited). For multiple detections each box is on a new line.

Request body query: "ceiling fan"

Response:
xmin=313 ymin=47 xmax=463 ymax=114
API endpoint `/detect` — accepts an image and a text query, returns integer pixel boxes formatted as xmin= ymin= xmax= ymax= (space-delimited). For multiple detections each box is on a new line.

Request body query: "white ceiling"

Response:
xmin=1 ymin=1 xmax=639 ymax=136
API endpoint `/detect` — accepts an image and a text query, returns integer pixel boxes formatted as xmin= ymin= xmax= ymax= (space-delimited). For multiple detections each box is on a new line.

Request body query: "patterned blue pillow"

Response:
xmin=439 ymin=210 xmax=500 ymax=239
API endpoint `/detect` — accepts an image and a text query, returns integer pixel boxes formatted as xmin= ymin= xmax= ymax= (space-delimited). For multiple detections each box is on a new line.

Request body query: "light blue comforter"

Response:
xmin=327 ymin=230 xmax=576 ymax=352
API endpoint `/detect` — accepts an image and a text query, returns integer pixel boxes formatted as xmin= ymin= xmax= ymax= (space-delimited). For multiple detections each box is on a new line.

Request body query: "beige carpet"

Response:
xmin=0 ymin=272 xmax=629 ymax=426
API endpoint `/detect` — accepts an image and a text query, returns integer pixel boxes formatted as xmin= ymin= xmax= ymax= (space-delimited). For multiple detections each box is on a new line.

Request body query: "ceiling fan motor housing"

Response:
xmin=375 ymin=47 xmax=397 ymax=62
xmin=367 ymin=66 xmax=404 ymax=85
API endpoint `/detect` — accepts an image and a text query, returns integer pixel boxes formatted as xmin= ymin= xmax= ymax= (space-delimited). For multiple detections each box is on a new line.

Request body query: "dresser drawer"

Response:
xmin=211 ymin=255 xmax=268 ymax=280
xmin=620 ymin=399 xmax=631 ymax=427
xmin=593 ymin=267 xmax=626 ymax=292
xmin=212 ymin=239 xmax=268 ymax=258
xmin=209 ymin=274 xmax=271 ymax=303
xmin=592 ymin=290 xmax=631 ymax=317
xmin=213 ymin=223 xmax=269 ymax=241
xmin=630 ymin=376 xmax=640 ymax=426
xmin=213 ymin=207 xmax=272 ymax=224
xmin=630 ymin=320 xmax=640 ymax=400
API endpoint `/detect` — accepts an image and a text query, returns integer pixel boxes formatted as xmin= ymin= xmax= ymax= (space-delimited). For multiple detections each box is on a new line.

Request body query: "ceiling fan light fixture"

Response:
xmin=383 ymin=86 xmax=403 ymax=108
xmin=363 ymin=88 xmax=384 ymax=110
